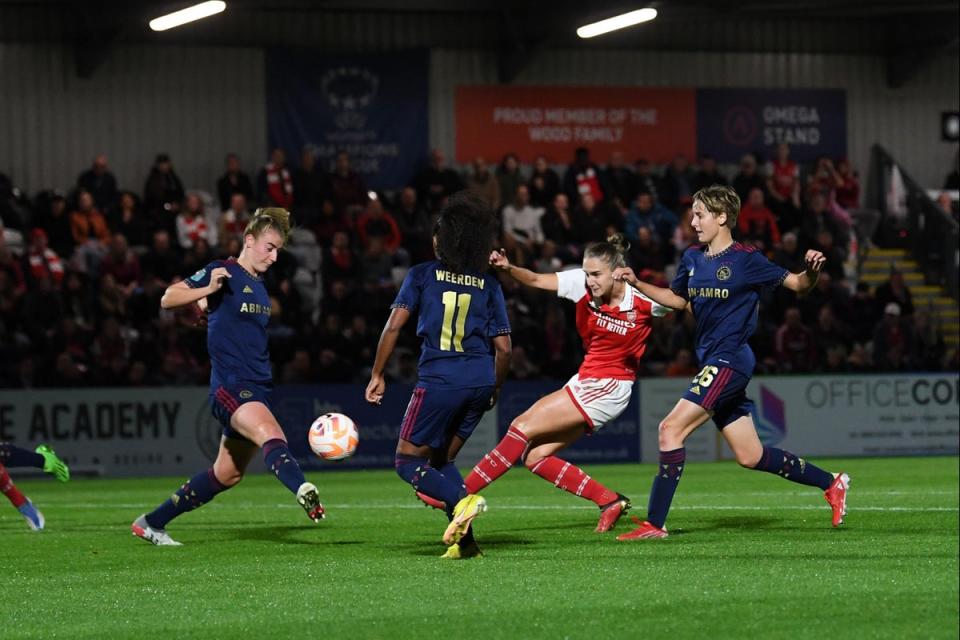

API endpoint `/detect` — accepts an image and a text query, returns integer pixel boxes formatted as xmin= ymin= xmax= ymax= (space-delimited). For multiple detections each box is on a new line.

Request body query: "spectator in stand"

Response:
xmin=844 ymin=282 xmax=877 ymax=340
xmin=496 ymin=153 xmax=525 ymax=208
xmin=766 ymin=143 xmax=802 ymax=231
xmin=175 ymin=193 xmax=211 ymax=250
xmin=799 ymin=271 xmax=850 ymax=325
xmin=359 ymin=236 xmax=395 ymax=298
xmin=540 ymin=192 xmax=577 ymax=262
xmin=465 ymin=156 xmax=501 ymax=211
xmin=563 ymin=147 xmax=605 ymax=204
xmin=356 ymin=198 xmax=402 ymax=256
xmin=329 ymin=150 xmax=368 ymax=215
xmin=322 ymin=232 xmax=359 ymax=291
xmin=23 ymin=228 xmax=65 ymax=287
xmin=812 ymin=304 xmax=850 ymax=361
xmin=774 ymin=306 xmax=816 ymax=373
xmin=813 ymin=230 xmax=845 ymax=281
xmin=218 ymin=192 xmax=250 ymax=245
xmin=282 ymin=348 xmax=314 ymax=384
xmin=665 ymin=348 xmax=698 ymax=377
xmin=21 ymin=274 xmax=63 ymax=352
xmin=658 ymin=154 xmax=696 ymax=213
xmin=70 ymin=190 xmax=110 ymax=275
xmin=100 ymin=233 xmax=141 ymax=296
xmin=692 ymin=154 xmax=727 ymax=193
xmin=911 ymin=309 xmax=946 ymax=370
xmin=732 ymin=153 xmax=766 ymax=205
xmin=624 ymin=191 xmax=679 ymax=246
xmin=60 ymin=270 xmax=95 ymax=335
xmin=603 ymin=151 xmax=639 ymax=212
xmin=570 ymin=193 xmax=608 ymax=245
xmin=772 ymin=231 xmax=805 ymax=272
xmin=873 ymin=302 xmax=914 ymax=371
xmin=109 ymin=191 xmax=150 ymax=249
xmin=874 ymin=268 xmax=914 ymax=317
xmin=292 ymin=145 xmax=330 ymax=226
xmin=0 ymin=237 xmax=27 ymax=301
xmin=393 ymin=187 xmax=432 ymax=264
xmin=312 ymin=198 xmax=350 ymax=248
xmin=77 ymin=154 xmax=118 ymax=212
xmin=142 ymin=153 xmax=185 ymax=227
xmin=413 ymin=148 xmax=464 ymax=214
xmin=501 ymin=184 xmax=545 ymax=254
xmin=257 ymin=148 xmax=295 ymax=209
xmin=216 ymin=152 xmax=255 ymax=212
xmin=672 ymin=203 xmax=698 ymax=255
xmin=633 ymin=158 xmax=660 ymax=204
xmin=806 ymin=156 xmax=844 ymax=206
xmin=800 ymin=194 xmax=847 ymax=254
xmin=834 ymin=158 xmax=860 ymax=210
xmin=528 ymin=155 xmax=560 ymax=209
xmin=140 ymin=229 xmax=179 ymax=286
xmin=97 ymin=272 xmax=127 ymax=321
xmin=738 ymin=187 xmax=781 ymax=252
xmin=628 ymin=226 xmax=668 ymax=285
xmin=32 ymin=194 xmax=74 ymax=260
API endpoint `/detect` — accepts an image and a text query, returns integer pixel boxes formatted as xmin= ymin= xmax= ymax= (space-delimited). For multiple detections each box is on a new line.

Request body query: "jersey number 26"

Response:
xmin=440 ymin=291 xmax=471 ymax=352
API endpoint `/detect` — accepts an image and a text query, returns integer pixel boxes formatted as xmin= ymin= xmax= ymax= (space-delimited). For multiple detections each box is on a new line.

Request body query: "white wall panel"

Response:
xmin=0 ymin=44 xmax=267 ymax=199
xmin=430 ymin=49 xmax=960 ymax=188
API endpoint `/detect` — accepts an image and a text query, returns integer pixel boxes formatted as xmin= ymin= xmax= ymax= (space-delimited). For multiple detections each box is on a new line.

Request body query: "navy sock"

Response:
xmin=646 ymin=448 xmax=686 ymax=529
xmin=145 ymin=468 xmax=227 ymax=529
xmin=395 ymin=454 xmax=465 ymax=510
xmin=0 ymin=443 xmax=45 ymax=469
xmin=753 ymin=447 xmax=833 ymax=490
xmin=263 ymin=438 xmax=308 ymax=495
xmin=438 ymin=460 xmax=466 ymax=493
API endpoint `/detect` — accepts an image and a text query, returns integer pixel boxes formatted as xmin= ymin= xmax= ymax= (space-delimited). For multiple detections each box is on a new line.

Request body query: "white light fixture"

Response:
xmin=149 ymin=1 xmax=226 ymax=32
xmin=577 ymin=8 xmax=658 ymax=39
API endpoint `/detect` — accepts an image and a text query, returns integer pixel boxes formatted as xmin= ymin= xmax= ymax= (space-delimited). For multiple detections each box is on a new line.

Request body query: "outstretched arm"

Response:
xmin=612 ymin=267 xmax=688 ymax=311
xmin=489 ymin=334 xmax=512 ymax=410
xmin=490 ymin=249 xmax=558 ymax=291
xmin=782 ymin=250 xmax=826 ymax=296
xmin=365 ymin=307 xmax=412 ymax=405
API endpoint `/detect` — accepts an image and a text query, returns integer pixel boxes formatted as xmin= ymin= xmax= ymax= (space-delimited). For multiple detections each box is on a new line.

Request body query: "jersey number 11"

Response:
xmin=440 ymin=291 xmax=471 ymax=352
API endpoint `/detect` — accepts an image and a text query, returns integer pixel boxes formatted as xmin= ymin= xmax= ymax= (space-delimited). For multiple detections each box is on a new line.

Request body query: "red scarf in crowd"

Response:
xmin=265 ymin=162 xmax=294 ymax=208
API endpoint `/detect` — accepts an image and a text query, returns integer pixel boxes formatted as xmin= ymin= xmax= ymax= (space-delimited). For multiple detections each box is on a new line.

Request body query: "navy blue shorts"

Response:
xmin=210 ymin=382 xmax=274 ymax=441
xmin=682 ymin=364 xmax=755 ymax=430
xmin=399 ymin=384 xmax=495 ymax=450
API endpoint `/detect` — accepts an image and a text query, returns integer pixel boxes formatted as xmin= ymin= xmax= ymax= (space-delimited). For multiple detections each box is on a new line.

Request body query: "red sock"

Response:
xmin=0 ymin=465 xmax=28 ymax=508
xmin=464 ymin=426 xmax=529 ymax=494
xmin=527 ymin=456 xmax=618 ymax=507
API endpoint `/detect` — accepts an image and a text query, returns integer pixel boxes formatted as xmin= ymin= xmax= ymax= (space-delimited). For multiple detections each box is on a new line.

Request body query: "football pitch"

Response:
xmin=2 ymin=456 xmax=958 ymax=639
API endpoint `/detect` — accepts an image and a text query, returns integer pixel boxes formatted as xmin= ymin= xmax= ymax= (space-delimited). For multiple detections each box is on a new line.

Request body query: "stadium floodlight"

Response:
xmin=149 ymin=1 xmax=226 ymax=32
xmin=576 ymin=8 xmax=658 ymax=39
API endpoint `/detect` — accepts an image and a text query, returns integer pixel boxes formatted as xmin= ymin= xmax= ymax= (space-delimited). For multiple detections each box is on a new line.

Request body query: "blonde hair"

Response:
xmin=243 ymin=207 xmax=291 ymax=245
xmin=584 ymin=232 xmax=630 ymax=269
xmin=693 ymin=185 xmax=741 ymax=228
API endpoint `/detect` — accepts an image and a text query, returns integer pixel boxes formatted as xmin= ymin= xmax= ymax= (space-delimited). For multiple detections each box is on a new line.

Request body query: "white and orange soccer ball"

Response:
xmin=308 ymin=413 xmax=359 ymax=461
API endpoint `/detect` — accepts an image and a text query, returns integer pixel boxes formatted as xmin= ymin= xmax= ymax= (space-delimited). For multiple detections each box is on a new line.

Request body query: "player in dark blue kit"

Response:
xmin=613 ymin=185 xmax=850 ymax=540
xmin=132 ymin=208 xmax=323 ymax=546
xmin=366 ymin=193 xmax=511 ymax=559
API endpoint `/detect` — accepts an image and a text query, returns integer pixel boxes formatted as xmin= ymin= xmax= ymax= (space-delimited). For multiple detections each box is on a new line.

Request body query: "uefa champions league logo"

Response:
xmin=320 ymin=66 xmax=380 ymax=130
xmin=752 ymin=385 xmax=787 ymax=446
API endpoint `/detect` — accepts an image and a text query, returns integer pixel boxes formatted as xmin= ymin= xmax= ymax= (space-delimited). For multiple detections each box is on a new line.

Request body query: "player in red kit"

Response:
xmin=444 ymin=234 xmax=670 ymax=545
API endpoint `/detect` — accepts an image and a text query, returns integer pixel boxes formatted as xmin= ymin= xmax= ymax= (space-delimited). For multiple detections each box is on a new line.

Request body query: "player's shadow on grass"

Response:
xmin=233 ymin=525 xmax=364 ymax=545
xmin=678 ymin=516 xmax=782 ymax=533
xmin=405 ymin=535 xmax=534 ymax=557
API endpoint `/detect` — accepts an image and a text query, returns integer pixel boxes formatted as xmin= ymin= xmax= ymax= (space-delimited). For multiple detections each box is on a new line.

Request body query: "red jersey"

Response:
xmin=770 ymin=159 xmax=798 ymax=199
xmin=556 ymin=269 xmax=669 ymax=380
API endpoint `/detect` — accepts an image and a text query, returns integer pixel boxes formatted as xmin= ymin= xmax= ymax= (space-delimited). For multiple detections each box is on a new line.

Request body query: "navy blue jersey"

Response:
xmin=671 ymin=242 xmax=788 ymax=376
xmin=186 ymin=259 xmax=273 ymax=387
xmin=392 ymin=260 xmax=511 ymax=388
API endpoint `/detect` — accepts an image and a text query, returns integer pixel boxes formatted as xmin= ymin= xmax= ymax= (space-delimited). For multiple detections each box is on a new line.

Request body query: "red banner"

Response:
xmin=455 ymin=86 xmax=696 ymax=165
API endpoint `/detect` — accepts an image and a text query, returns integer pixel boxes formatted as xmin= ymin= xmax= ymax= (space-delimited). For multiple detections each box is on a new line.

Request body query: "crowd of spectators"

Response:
xmin=0 ymin=143 xmax=956 ymax=389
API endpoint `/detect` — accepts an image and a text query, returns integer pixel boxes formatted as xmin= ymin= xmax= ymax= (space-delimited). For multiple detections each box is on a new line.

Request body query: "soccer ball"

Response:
xmin=308 ymin=413 xmax=359 ymax=461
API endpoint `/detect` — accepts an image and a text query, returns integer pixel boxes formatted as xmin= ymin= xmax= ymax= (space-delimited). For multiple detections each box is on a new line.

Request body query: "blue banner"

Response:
xmin=497 ymin=382 xmax=641 ymax=464
xmin=266 ymin=49 xmax=429 ymax=190
xmin=696 ymin=89 xmax=846 ymax=163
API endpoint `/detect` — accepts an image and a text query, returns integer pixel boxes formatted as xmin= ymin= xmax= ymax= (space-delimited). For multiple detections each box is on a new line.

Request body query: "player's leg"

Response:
xmin=228 ymin=400 xmax=324 ymax=521
xmin=133 ymin=436 xmax=257 ymax=545
xmin=1 ymin=464 xmax=45 ymax=531
xmin=618 ymin=398 xmax=711 ymax=541
xmin=463 ymin=387 xmax=584 ymax=495
xmin=0 ymin=442 xmax=69 ymax=481
xmin=721 ymin=412 xmax=849 ymax=526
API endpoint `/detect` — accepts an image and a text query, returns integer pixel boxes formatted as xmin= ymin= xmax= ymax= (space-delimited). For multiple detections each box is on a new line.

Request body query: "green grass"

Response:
xmin=2 ymin=457 xmax=958 ymax=639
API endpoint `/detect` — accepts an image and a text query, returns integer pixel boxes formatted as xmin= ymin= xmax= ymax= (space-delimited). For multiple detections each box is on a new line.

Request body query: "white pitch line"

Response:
xmin=47 ymin=502 xmax=960 ymax=512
